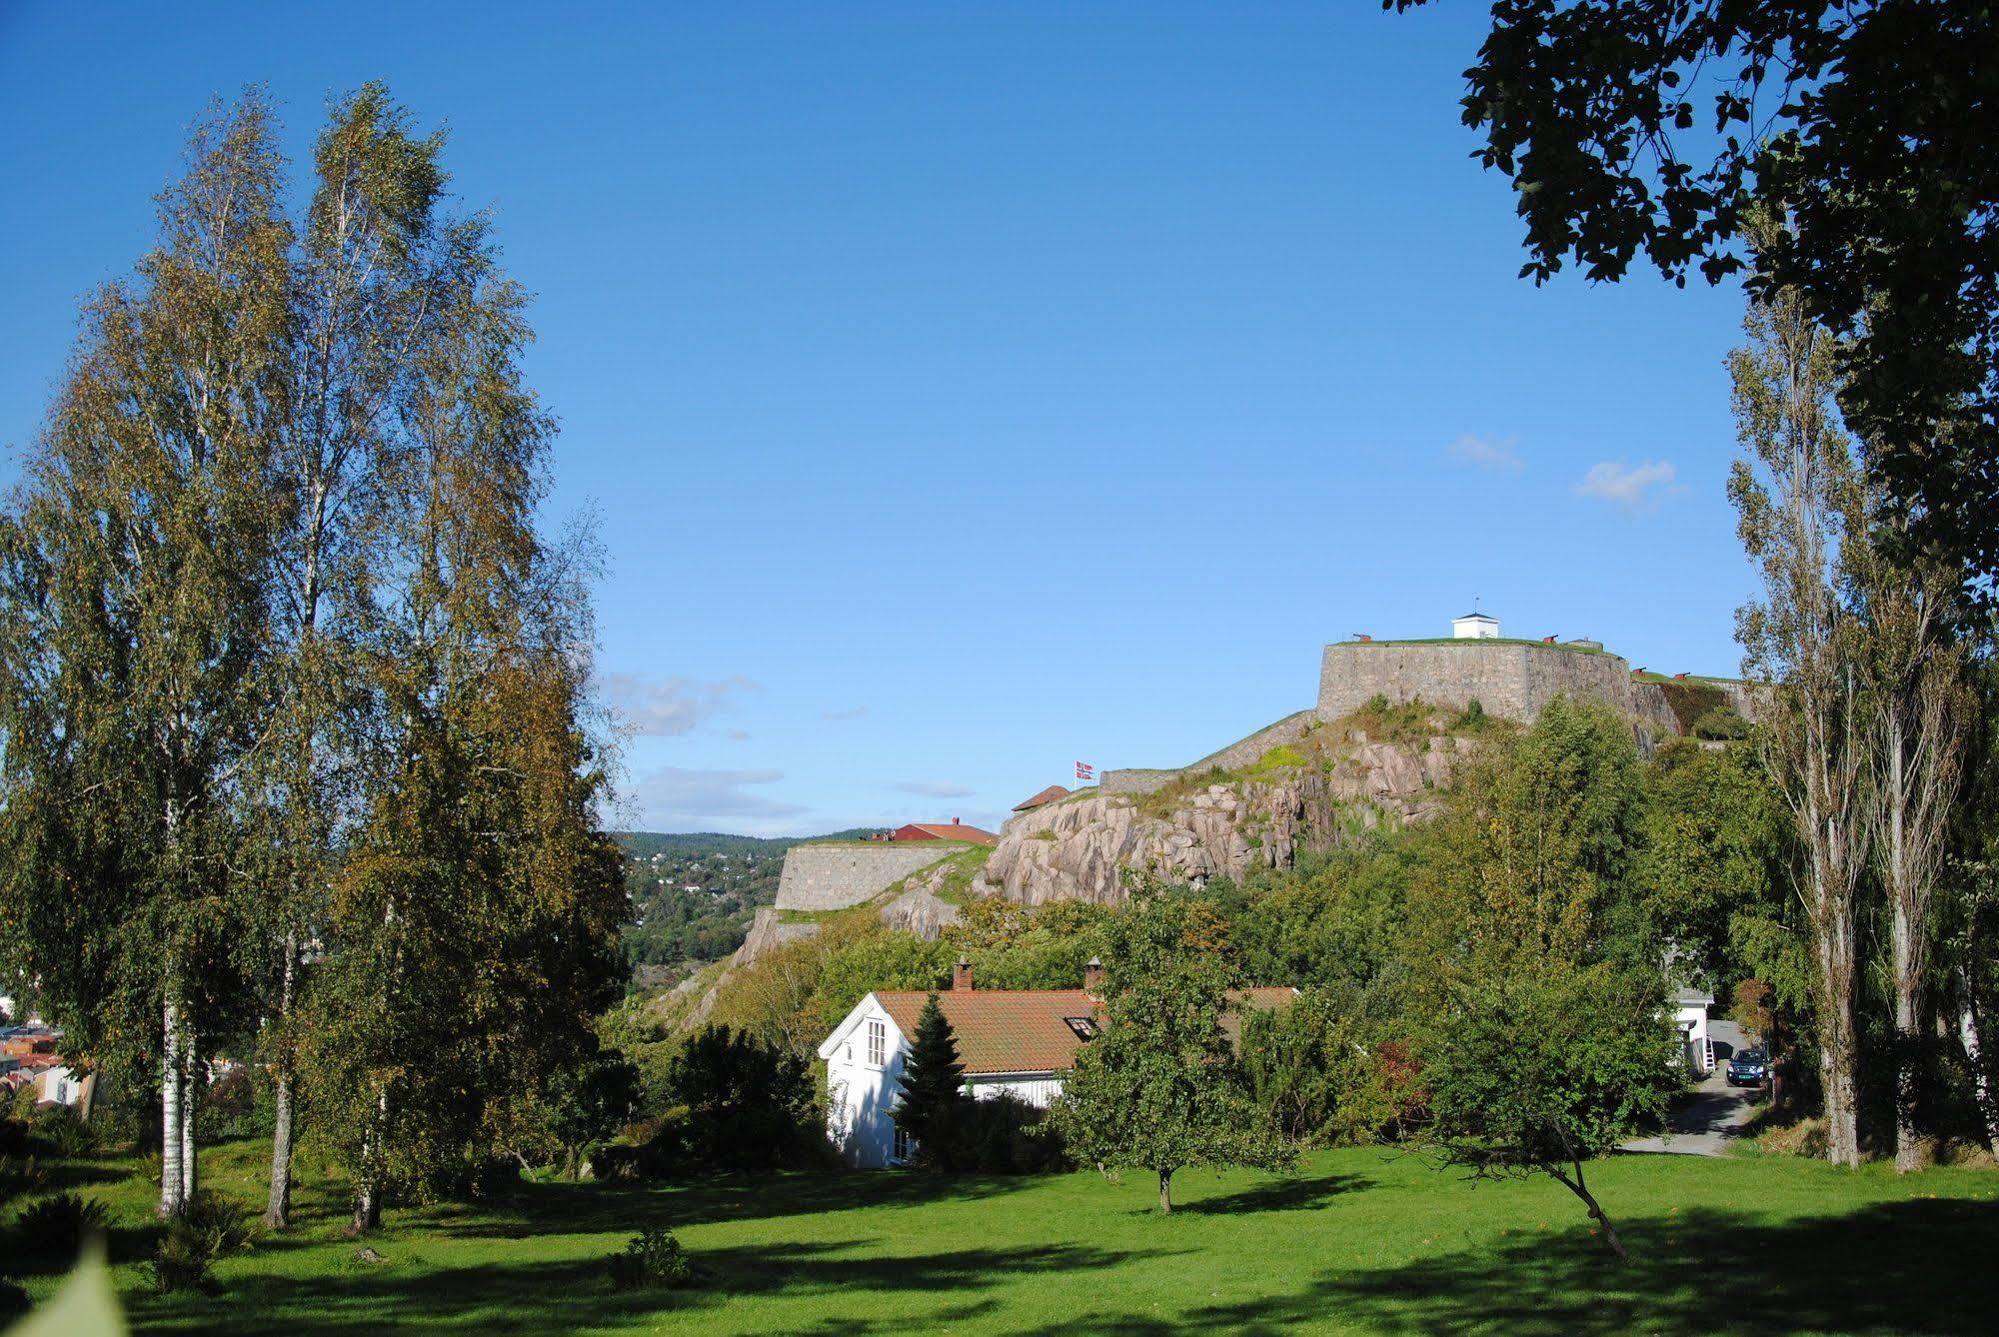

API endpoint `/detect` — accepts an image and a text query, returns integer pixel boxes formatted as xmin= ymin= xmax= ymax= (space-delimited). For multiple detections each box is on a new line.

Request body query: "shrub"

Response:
xmin=607 ymin=1227 xmax=693 ymax=1290
xmin=1690 ymin=705 xmax=1750 ymax=740
xmin=33 ymin=1106 xmax=97 ymax=1159
xmin=1758 ymin=1115 xmax=1829 ymax=1159
xmin=1250 ymin=745 xmax=1307 ymax=775
xmin=0 ymin=1280 xmax=28 ymax=1320
xmin=13 ymin=1192 xmax=108 ymax=1261
xmin=944 ymin=1095 xmax=1070 ymax=1174
xmin=148 ymin=1190 xmax=252 ymax=1295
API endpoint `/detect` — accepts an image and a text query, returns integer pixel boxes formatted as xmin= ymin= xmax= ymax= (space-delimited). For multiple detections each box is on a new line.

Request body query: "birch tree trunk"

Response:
xmin=265 ymin=938 xmax=298 ymax=1227
xmin=160 ymin=996 xmax=185 ymax=1217
xmin=181 ymin=1035 xmax=199 ymax=1201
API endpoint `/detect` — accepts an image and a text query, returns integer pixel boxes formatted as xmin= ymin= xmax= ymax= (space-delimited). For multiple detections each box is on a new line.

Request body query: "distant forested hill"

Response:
xmin=609 ymin=829 xmax=879 ymax=985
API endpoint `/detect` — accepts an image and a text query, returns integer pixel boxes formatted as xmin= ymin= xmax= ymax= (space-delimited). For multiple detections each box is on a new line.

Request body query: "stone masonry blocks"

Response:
xmin=774 ymin=844 xmax=958 ymax=912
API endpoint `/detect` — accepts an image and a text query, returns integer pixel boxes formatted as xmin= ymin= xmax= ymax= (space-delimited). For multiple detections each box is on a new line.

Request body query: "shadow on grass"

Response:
xmin=418 ymin=1166 xmax=1042 ymax=1240
xmin=127 ymin=1238 xmax=1180 ymax=1335
xmin=1009 ymin=1198 xmax=1999 ymax=1336
xmin=1176 ymin=1171 xmax=1369 ymax=1216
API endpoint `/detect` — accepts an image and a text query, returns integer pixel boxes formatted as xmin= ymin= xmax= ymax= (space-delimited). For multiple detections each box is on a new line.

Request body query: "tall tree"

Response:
xmin=1387 ymin=0 xmax=1999 ymax=586
xmin=1849 ymin=524 xmax=1973 ymax=1171
xmin=0 ymin=94 xmax=291 ymax=1215
xmin=893 ymin=993 xmax=968 ymax=1167
xmin=1729 ymin=259 xmax=1873 ymax=1166
xmin=296 ymin=174 xmax=625 ymax=1228
xmin=1056 ymin=891 xmax=1292 ymax=1213
xmin=251 ymin=81 xmax=450 ymax=1230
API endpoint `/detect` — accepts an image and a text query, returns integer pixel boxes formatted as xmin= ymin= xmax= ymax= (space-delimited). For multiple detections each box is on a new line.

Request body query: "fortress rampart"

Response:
xmin=1316 ymin=640 xmax=1636 ymax=725
xmin=773 ymin=843 xmax=958 ymax=912
xmin=1095 ymin=631 xmax=1764 ymax=797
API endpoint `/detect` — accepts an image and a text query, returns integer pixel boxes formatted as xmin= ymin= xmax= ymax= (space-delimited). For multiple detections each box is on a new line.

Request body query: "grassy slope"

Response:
xmin=19 ymin=1140 xmax=1998 ymax=1335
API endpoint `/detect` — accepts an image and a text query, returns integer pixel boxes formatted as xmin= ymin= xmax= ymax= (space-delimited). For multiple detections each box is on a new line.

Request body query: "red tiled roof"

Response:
xmin=1011 ymin=785 xmax=1072 ymax=812
xmin=893 ymin=821 xmax=998 ymax=846
xmin=872 ymin=986 xmax=1295 ymax=1077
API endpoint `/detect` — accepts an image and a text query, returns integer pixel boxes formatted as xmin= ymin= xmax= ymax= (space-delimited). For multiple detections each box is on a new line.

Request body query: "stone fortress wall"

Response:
xmin=1315 ymin=640 xmax=1637 ymax=724
xmin=1097 ymin=625 xmax=1762 ymax=798
xmin=773 ymin=842 xmax=960 ymax=912
xmin=1099 ymin=709 xmax=1317 ymax=795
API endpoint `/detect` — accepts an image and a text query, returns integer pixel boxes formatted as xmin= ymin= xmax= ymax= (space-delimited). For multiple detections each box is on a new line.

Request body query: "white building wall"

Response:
xmin=966 ymin=1075 xmax=1063 ymax=1108
xmin=823 ymin=1002 xmax=911 ymax=1168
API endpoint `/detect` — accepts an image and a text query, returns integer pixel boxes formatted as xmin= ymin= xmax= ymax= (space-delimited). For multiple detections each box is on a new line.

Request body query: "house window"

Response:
xmin=1063 ymin=1016 xmax=1097 ymax=1040
xmin=893 ymin=1125 xmax=910 ymax=1161
xmin=866 ymin=1019 xmax=886 ymax=1066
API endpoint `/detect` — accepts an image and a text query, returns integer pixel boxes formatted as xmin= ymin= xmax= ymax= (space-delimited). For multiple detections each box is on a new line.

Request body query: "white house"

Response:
xmin=1451 ymin=610 xmax=1501 ymax=639
xmin=1674 ymin=987 xmax=1716 ymax=1074
xmin=818 ymin=958 xmax=1296 ymax=1167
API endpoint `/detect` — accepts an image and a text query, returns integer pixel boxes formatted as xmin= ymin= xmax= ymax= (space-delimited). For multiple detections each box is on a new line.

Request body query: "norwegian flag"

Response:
xmin=1075 ymin=761 xmax=1094 ymax=781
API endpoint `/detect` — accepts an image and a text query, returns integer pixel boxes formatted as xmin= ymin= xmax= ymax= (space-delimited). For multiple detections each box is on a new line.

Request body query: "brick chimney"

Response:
xmin=951 ymin=816 xmax=961 ymax=825
xmin=1083 ymin=956 xmax=1103 ymax=994
xmin=953 ymin=956 xmax=973 ymax=991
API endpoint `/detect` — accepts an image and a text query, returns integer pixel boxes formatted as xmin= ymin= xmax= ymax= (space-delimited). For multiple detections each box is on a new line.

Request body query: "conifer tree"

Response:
xmin=893 ymin=994 xmax=967 ymax=1166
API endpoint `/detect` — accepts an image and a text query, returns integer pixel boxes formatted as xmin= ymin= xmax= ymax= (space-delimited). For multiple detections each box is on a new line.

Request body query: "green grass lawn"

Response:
xmin=17 ymin=1139 xmax=1999 ymax=1335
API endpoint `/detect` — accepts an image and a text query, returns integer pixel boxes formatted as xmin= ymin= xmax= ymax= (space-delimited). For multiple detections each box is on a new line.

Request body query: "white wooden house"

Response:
xmin=818 ymin=959 xmax=1295 ymax=1167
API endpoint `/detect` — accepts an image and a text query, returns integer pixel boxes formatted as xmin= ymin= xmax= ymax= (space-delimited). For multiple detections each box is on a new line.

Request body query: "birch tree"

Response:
xmin=249 ymin=81 xmax=448 ymax=1231
xmin=1729 ymin=261 xmax=1874 ymax=1167
xmin=0 ymin=93 xmax=290 ymax=1215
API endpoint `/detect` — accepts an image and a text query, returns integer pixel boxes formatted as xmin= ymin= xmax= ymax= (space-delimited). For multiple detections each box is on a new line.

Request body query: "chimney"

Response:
xmin=952 ymin=816 xmax=961 ymax=825
xmin=953 ymin=956 xmax=973 ymax=991
xmin=1083 ymin=956 xmax=1103 ymax=994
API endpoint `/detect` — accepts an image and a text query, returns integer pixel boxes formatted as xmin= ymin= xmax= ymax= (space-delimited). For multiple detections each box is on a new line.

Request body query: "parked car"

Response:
xmin=1727 ymin=1049 xmax=1769 ymax=1087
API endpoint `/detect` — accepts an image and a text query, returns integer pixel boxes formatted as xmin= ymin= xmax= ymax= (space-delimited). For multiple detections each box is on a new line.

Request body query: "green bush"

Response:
xmin=33 ymin=1106 xmax=98 ymax=1159
xmin=943 ymin=1095 xmax=1071 ymax=1174
xmin=13 ymin=1192 xmax=108 ymax=1261
xmin=607 ymin=1227 xmax=693 ymax=1290
xmin=147 ymin=1190 xmax=252 ymax=1295
xmin=1690 ymin=705 xmax=1750 ymax=740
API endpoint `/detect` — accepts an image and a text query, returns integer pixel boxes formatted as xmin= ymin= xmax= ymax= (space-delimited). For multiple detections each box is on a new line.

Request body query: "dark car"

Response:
xmin=1727 ymin=1049 xmax=1769 ymax=1087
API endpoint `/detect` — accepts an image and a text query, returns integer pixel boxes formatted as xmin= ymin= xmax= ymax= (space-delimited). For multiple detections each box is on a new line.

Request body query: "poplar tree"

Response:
xmin=0 ymin=93 xmax=291 ymax=1215
xmin=1729 ymin=246 xmax=1874 ymax=1167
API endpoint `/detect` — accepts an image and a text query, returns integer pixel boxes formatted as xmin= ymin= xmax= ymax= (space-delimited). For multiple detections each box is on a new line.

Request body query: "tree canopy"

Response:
xmin=1389 ymin=0 xmax=1999 ymax=584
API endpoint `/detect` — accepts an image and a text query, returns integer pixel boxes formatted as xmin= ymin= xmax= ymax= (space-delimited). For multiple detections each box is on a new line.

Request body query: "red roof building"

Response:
xmin=890 ymin=818 xmax=997 ymax=846
xmin=1010 ymin=785 xmax=1072 ymax=813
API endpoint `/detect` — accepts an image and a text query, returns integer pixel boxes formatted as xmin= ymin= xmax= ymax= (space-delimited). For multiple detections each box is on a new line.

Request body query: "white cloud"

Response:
xmin=1576 ymin=459 xmax=1677 ymax=509
xmin=893 ymin=781 xmax=975 ymax=799
xmin=598 ymin=672 xmax=758 ymax=738
xmin=821 ymin=706 xmax=867 ymax=721
xmin=625 ymin=766 xmax=809 ymax=832
xmin=1448 ymin=433 xmax=1523 ymax=472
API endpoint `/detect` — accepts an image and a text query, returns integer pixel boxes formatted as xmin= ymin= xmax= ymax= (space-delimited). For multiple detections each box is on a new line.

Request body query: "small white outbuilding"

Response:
xmin=1451 ymin=611 xmax=1501 ymax=639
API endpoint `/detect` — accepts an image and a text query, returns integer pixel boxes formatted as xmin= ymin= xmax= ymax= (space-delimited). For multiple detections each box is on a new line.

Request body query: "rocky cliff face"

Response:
xmin=977 ymin=732 xmax=1473 ymax=906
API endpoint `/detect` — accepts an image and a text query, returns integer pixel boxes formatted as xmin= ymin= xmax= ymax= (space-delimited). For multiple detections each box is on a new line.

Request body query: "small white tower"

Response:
xmin=1451 ymin=610 xmax=1500 ymax=639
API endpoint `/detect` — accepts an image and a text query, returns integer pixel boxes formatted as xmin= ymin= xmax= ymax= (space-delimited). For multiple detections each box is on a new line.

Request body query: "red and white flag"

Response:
xmin=1075 ymin=761 xmax=1094 ymax=781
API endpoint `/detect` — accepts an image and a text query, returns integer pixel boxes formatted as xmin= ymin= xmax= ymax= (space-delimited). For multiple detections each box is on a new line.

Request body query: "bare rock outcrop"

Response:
xmin=978 ymin=734 xmax=1462 ymax=906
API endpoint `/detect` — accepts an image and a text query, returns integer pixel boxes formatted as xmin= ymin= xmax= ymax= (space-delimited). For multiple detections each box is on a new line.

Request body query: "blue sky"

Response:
xmin=0 ymin=2 xmax=1755 ymax=836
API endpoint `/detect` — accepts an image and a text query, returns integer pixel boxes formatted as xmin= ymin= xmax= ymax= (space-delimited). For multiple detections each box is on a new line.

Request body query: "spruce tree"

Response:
xmin=893 ymin=994 xmax=967 ymax=1167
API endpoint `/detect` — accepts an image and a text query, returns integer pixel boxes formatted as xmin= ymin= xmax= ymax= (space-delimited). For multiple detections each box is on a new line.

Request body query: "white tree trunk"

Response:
xmin=180 ymin=1033 xmax=199 ymax=1202
xmin=1962 ymin=993 xmax=1999 ymax=1154
xmin=160 ymin=996 xmax=185 ymax=1216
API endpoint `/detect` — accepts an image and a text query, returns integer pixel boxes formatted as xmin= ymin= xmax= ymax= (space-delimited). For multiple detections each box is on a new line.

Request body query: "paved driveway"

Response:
xmin=1621 ymin=1019 xmax=1761 ymax=1157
